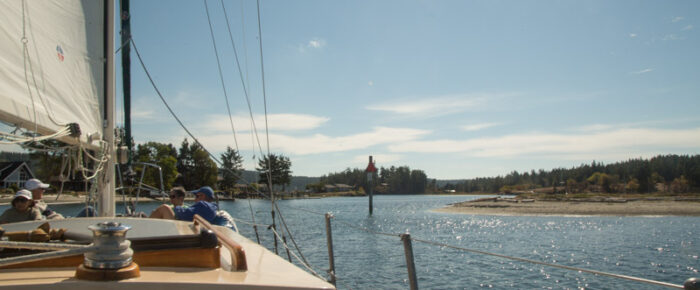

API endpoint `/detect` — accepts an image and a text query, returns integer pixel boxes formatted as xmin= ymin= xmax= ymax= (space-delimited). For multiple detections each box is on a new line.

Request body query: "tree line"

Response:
xmin=313 ymin=165 xmax=429 ymax=194
xmin=8 ymin=138 xmax=293 ymax=194
xmin=130 ymin=139 xmax=292 ymax=193
xmin=445 ymin=154 xmax=700 ymax=194
xmin=10 ymin=141 xmax=700 ymax=196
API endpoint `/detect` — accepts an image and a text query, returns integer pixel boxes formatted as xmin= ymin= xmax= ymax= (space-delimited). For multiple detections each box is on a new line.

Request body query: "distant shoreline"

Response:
xmin=435 ymin=197 xmax=700 ymax=216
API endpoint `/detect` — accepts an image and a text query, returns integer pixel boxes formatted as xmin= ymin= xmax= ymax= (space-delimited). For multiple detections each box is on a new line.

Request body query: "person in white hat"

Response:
xmin=25 ymin=178 xmax=64 ymax=219
xmin=0 ymin=189 xmax=42 ymax=224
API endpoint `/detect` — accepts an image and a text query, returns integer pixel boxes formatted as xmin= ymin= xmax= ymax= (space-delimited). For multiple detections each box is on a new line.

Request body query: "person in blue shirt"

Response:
xmin=149 ymin=186 xmax=218 ymax=223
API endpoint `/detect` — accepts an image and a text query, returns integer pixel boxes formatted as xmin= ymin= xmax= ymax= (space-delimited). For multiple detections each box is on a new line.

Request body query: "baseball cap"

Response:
xmin=13 ymin=189 xmax=33 ymax=200
xmin=191 ymin=186 xmax=214 ymax=199
xmin=25 ymin=178 xmax=49 ymax=190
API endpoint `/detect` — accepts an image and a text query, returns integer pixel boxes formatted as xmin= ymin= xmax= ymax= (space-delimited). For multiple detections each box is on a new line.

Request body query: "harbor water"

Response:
xmin=7 ymin=195 xmax=699 ymax=289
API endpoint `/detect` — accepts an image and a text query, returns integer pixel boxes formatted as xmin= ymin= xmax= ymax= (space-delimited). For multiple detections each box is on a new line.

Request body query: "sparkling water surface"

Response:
xmin=7 ymin=195 xmax=698 ymax=289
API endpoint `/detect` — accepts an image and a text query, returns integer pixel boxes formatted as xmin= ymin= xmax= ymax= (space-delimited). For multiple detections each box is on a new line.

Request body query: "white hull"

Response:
xmin=0 ymin=218 xmax=334 ymax=289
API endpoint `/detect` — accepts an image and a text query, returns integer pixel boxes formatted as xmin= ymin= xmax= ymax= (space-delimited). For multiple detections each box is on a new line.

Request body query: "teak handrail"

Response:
xmin=193 ymin=215 xmax=247 ymax=271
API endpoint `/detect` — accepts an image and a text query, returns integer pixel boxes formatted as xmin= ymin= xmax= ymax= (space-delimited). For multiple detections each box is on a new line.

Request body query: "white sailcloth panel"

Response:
xmin=0 ymin=0 xmax=105 ymax=146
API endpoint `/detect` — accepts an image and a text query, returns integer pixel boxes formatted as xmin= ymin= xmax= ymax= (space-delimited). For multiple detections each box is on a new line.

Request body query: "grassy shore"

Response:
xmin=436 ymin=193 xmax=700 ymax=216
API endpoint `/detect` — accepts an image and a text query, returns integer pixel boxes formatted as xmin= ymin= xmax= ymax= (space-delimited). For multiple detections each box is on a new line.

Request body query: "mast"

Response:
xmin=99 ymin=0 xmax=116 ymax=217
xmin=121 ymin=0 xmax=132 ymax=169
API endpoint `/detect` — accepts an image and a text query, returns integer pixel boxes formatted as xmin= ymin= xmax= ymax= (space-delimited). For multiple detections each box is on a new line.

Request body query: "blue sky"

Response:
xmin=116 ymin=0 xmax=700 ymax=179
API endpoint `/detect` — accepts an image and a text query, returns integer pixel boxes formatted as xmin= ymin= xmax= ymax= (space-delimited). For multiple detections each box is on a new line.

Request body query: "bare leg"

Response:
xmin=149 ymin=204 xmax=175 ymax=219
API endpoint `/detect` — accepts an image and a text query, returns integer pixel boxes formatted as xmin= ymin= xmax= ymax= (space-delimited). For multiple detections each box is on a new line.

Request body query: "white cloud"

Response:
xmin=575 ymin=124 xmax=614 ymax=132
xmin=366 ymin=93 xmax=503 ymax=116
xmin=461 ymin=122 xmax=500 ymax=131
xmin=629 ymin=33 xmax=637 ymax=38
xmin=682 ymin=25 xmax=693 ymax=31
xmin=387 ymin=127 xmax=700 ymax=160
xmin=307 ymin=38 xmax=326 ymax=49
xmin=202 ymin=113 xmax=329 ymax=133
xmin=368 ymin=81 xmax=374 ymax=86
xmin=196 ymin=127 xmax=430 ymax=155
xmin=672 ymin=16 xmax=684 ymax=23
xmin=663 ymin=34 xmax=685 ymax=41
xmin=631 ymin=68 xmax=653 ymax=74
xmin=132 ymin=110 xmax=155 ymax=120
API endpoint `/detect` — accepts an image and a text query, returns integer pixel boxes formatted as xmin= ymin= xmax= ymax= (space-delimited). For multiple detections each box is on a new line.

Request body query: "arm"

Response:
xmin=30 ymin=208 xmax=42 ymax=221
xmin=0 ymin=210 xmax=9 ymax=224
xmin=173 ymin=204 xmax=197 ymax=221
xmin=174 ymin=202 xmax=217 ymax=222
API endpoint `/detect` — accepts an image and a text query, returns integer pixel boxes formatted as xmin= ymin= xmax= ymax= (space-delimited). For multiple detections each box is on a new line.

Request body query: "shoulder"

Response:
xmin=30 ymin=208 xmax=42 ymax=218
xmin=34 ymin=200 xmax=47 ymax=209
xmin=0 ymin=208 xmax=14 ymax=217
xmin=193 ymin=201 xmax=217 ymax=210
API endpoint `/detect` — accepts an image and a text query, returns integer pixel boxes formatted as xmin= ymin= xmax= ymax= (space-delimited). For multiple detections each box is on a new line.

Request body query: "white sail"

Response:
xmin=0 ymin=0 xmax=106 ymax=146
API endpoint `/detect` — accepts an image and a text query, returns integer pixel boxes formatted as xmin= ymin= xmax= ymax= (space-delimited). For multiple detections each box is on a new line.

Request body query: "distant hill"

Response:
xmin=237 ymin=170 xmax=320 ymax=191
xmin=436 ymin=179 xmax=467 ymax=187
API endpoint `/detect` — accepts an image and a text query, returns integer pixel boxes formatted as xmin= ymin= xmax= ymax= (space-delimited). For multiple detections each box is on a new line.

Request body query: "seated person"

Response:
xmin=150 ymin=186 xmax=218 ymax=223
xmin=168 ymin=187 xmax=187 ymax=208
xmin=0 ymin=190 xmax=42 ymax=224
xmin=25 ymin=178 xmax=64 ymax=219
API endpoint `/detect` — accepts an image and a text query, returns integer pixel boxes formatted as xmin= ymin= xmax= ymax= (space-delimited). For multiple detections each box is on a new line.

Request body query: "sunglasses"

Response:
xmin=169 ymin=195 xmax=179 ymax=199
xmin=15 ymin=198 xmax=29 ymax=203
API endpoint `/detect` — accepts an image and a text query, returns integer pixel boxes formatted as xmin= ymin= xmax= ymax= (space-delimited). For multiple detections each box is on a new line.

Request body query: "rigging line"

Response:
xmin=220 ymin=1 xmax=265 ymax=162
xmin=240 ymin=0 xmax=252 ymax=119
xmin=221 ymin=0 xmax=263 ymax=161
xmin=220 ymin=0 xmax=267 ymax=157
xmin=255 ymin=0 xmax=274 ymax=199
xmin=132 ymin=33 xmax=271 ymax=197
xmin=269 ymin=227 xmax=326 ymax=281
xmin=331 ymin=219 xmax=400 ymax=238
xmin=229 ymin=217 xmax=269 ymax=228
xmin=409 ymin=237 xmax=683 ymax=289
xmin=246 ymin=197 xmax=261 ymax=243
xmin=204 ymin=0 xmax=239 ymax=150
xmin=1 ymin=126 xmax=72 ymax=144
xmin=273 ymin=202 xmax=310 ymax=267
xmin=130 ymin=38 xmax=223 ymax=166
xmin=245 ymin=2 xmax=255 ymax=162
xmin=276 ymin=204 xmax=327 ymax=217
xmin=254 ymin=0 xmax=280 ymax=256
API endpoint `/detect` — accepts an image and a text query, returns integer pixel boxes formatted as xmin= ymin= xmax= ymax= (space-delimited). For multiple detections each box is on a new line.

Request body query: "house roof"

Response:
xmin=0 ymin=161 xmax=29 ymax=181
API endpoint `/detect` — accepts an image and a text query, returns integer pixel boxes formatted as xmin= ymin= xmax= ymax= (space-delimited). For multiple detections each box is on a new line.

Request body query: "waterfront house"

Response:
xmin=0 ymin=161 xmax=35 ymax=189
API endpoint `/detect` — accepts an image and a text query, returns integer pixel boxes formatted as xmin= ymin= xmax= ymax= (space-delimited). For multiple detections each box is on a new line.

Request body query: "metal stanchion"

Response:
xmin=325 ymin=213 xmax=337 ymax=286
xmin=401 ymin=233 xmax=418 ymax=290
xmin=282 ymin=235 xmax=292 ymax=262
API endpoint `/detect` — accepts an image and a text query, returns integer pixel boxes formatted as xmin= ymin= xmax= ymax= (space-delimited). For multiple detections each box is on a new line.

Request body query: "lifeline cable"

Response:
xmin=203 ymin=0 xmax=239 ymax=150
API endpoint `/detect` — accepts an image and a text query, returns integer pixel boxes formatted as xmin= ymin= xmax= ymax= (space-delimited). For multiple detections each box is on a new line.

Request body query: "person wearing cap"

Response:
xmin=0 ymin=190 xmax=42 ymax=224
xmin=24 ymin=178 xmax=64 ymax=219
xmin=149 ymin=186 xmax=218 ymax=223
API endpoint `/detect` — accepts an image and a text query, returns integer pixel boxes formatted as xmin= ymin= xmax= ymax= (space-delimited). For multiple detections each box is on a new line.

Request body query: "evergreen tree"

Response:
xmin=133 ymin=141 xmax=178 ymax=189
xmin=257 ymin=153 xmax=292 ymax=191
xmin=176 ymin=138 xmax=217 ymax=189
xmin=219 ymin=146 xmax=243 ymax=191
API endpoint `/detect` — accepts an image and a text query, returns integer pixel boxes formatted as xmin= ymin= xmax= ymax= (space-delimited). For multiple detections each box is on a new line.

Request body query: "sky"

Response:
xmin=55 ymin=0 xmax=700 ymax=179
